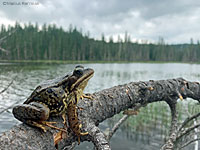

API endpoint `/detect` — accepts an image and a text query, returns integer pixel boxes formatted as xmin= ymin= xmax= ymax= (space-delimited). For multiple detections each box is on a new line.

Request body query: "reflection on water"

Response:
xmin=1 ymin=62 xmax=200 ymax=149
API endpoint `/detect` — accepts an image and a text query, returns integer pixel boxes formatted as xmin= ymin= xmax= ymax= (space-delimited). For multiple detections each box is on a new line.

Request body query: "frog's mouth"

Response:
xmin=70 ymin=68 xmax=94 ymax=91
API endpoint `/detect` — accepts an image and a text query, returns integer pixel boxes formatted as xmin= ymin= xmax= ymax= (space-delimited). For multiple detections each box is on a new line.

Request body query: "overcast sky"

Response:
xmin=0 ymin=0 xmax=200 ymax=44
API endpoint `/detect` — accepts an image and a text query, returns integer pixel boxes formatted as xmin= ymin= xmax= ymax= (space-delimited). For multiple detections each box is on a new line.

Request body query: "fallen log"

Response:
xmin=0 ymin=78 xmax=200 ymax=150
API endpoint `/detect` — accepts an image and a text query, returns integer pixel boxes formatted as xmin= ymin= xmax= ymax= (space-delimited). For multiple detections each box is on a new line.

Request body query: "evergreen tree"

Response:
xmin=0 ymin=23 xmax=200 ymax=63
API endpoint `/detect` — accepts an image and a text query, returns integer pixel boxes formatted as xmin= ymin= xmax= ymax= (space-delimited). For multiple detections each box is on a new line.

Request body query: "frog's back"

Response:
xmin=24 ymin=72 xmax=72 ymax=104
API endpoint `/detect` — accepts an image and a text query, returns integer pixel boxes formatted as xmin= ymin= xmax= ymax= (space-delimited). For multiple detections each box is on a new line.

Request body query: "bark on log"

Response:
xmin=0 ymin=78 xmax=200 ymax=150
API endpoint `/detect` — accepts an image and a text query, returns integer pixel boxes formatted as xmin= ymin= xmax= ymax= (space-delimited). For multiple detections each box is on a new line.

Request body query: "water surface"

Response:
xmin=0 ymin=62 xmax=200 ymax=149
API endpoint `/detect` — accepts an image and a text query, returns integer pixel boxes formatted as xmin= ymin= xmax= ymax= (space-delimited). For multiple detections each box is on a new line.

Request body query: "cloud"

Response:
xmin=0 ymin=0 xmax=200 ymax=43
xmin=0 ymin=11 xmax=15 ymax=26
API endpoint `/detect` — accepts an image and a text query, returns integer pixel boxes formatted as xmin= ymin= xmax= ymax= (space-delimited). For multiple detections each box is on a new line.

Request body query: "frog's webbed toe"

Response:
xmin=41 ymin=121 xmax=67 ymax=132
xmin=27 ymin=120 xmax=48 ymax=132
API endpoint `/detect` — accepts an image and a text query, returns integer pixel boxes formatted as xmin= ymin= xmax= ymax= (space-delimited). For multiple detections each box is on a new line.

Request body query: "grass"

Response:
xmin=108 ymin=100 xmax=200 ymax=140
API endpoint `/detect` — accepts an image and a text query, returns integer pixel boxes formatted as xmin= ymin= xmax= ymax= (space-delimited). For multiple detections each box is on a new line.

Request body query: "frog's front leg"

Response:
xmin=80 ymin=93 xmax=93 ymax=100
xmin=12 ymin=102 xmax=66 ymax=132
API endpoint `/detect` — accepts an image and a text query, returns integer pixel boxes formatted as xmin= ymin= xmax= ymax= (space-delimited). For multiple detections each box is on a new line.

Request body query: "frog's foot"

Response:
xmin=54 ymin=130 xmax=68 ymax=148
xmin=42 ymin=121 xmax=57 ymax=124
xmin=76 ymin=106 xmax=84 ymax=111
xmin=27 ymin=120 xmax=48 ymax=132
xmin=80 ymin=132 xmax=88 ymax=136
xmin=62 ymin=113 xmax=68 ymax=127
xmin=76 ymin=124 xmax=88 ymax=144
xmin=41 ymin=121 xmax=67 ymax=132
xmin=77 ymin=131 xmax=88 ymax=145
xmin=80 ymin=94 xmax=93 ymax=100
xmin=54 ymin=131 xmax=63 ymax=148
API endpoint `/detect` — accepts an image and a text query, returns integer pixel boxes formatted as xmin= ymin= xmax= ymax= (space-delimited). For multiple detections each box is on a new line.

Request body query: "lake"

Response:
xmin=0 ymin=62 xmax=200 ymax=149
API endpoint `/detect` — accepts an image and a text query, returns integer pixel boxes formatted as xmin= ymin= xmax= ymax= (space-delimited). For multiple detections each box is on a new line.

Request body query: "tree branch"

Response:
xmin=106 ymin=102 xmax=143 ymax=141
xmin=0 ymin=78 xmax=200 ymax=149
xmin=0 ymin=28 xmax=17 ymax=53
xmin=87 ymin=122 xmax=110 ymax=150
xmin=181 ymin=138 xmax=200 ymax=149
xmin=179 ymin=112 xmax=200 ymax=131
xmin=0 ymin=29 xmax=16 ymax=44
xmin=176 ymin=123 xmax=200 ymax=141
xmin=106 ymin=114 xmax=129 ymax=141
xmin=161 ymin=98 xmax=178 ymax=150
xmin=0 ymin=46 xmax=10 ymax=54
xmin=183 ymin=103 xmax=199 ymax=150
xmin=0 ymin=80 xmax=13 ymax=94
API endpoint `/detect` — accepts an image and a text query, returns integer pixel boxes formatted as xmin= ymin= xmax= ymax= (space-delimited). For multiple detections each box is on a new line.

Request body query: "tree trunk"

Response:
xmin=0 ymin=78 xmax=200 ymax=150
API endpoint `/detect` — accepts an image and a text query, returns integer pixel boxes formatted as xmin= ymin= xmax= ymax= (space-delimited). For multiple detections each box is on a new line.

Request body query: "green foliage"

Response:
xmin=0 ymin=23 xmax=200 ymax=62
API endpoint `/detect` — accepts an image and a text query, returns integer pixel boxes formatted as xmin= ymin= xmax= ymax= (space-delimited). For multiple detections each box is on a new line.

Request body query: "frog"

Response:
xmin=12 ymin=65 xmax=94 ymax=132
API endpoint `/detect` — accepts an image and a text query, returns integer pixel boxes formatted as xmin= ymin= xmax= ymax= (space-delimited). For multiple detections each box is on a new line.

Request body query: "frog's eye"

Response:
xmin=73 ymin=69 xmax=83 ymax=76
xmin=75 ymin=65 xmax=84 ymax=69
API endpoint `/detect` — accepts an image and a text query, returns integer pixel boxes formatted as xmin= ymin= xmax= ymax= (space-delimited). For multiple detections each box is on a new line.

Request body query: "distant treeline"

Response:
xmin=0 ymin=22 xmax=200 ymax=62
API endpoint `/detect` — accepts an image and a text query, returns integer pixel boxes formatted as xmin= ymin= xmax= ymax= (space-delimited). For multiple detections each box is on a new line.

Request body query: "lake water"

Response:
xmin=0 ymin=62 xmax=200 ymax=149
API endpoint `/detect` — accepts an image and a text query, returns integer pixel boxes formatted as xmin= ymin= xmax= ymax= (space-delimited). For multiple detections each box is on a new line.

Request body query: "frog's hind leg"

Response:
xmin=13 ymin=102 xmax=66 ymax=132
xmin=13 ymin=102 xmax=50 ymax=131
xmin=12 ymin=103 xmax=44 ymax=131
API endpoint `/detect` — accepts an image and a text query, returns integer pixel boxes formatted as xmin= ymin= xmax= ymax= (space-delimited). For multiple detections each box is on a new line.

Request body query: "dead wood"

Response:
xmin=0 ymin=78 xmax=200 ymax=150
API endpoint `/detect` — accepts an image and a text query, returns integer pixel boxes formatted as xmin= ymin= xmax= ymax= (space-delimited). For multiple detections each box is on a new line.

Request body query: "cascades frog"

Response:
xmin=12 ymin=65 xmax=94 ymax=133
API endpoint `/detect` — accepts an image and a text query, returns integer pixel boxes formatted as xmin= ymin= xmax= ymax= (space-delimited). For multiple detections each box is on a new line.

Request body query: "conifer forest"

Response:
xmin=0 ymin=22 xmax=200 ymax=62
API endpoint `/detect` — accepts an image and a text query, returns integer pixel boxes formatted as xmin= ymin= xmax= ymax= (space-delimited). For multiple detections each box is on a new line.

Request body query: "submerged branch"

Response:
xmin=106 ymin=114 xmax=129 ymax=141
xmin=0 ymin=78 xmax=200 ymax=149
xmin=181 ymin=138 xmax=200 ymax=149
xmin=177 ymin=123 xmax=200 ymax=141
xmin=0 ymin=80 xmax=13 ymax=94
xmin=179 ymin=112 xmax=200 ymax=131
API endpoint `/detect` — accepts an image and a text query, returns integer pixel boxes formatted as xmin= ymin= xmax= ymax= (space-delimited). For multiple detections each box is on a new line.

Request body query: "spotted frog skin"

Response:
xmin=12 ymin=65 xmax=94 ymax=132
